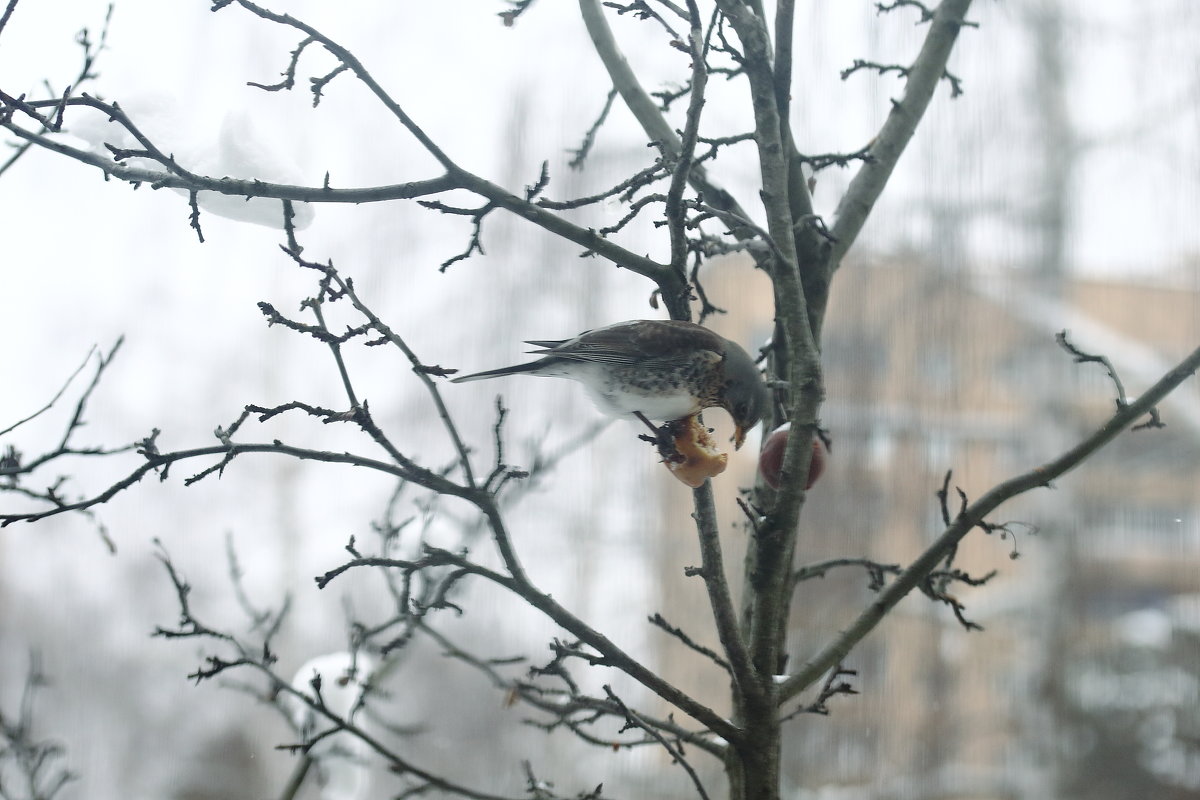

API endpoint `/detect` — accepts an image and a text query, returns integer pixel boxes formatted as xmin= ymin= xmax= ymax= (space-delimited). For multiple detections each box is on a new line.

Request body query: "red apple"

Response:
xmin=758 ymin=423 xmax=827 ymax=490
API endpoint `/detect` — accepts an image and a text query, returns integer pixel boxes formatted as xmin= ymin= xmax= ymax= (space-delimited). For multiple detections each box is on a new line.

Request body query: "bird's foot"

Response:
xmin=637 ymin=417 xmax=688 ymax=464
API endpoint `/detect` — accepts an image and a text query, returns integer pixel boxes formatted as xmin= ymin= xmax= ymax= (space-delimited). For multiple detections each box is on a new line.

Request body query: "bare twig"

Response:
xmin=1 ymin=339 xmax=131 ymax=548
xmin=791 ymin=558 xmax=902 ymax=592
xmin=569 ymin=87 xmax=618 ymax=169
xmin=795 ymin=144 xmax=877 ymax=172
xmin=415 ymin=198 xmax=495 ymax=271
xmin=0 ymin=652 xmax=77 ymax=800
xmin=0 ymin=345 xmax=96 ymax=439
xmin=1056 ymin=329 xmax=1164 ymax=429
xmin=538 ymin=160 xmax=668 ymax=212
xmin=664 ymin=1 xmax=710 ymax=286
xmin=876 ymin=0 xmax=934 ymax=21
xmin=648 ymin=612 xmax=730 ymax=673
xmin=779 ymin=663 xmax=857 ymax=721
xmin=0 ymin=2 xmax=111 ymax=178
xmin=1 ymin=437 xmax=469 ymax=528
xmin=0 ymin=0 xmax=20 ymax=40
xmin=830 ymin=0 xmax=975 ymax=266
xmin=602 ymin=685 xmax=712 ymax=800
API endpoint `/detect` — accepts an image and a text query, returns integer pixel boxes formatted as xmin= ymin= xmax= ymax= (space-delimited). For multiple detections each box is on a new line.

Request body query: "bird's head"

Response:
xmin=720 ymin=341 xmax=768 ymax=450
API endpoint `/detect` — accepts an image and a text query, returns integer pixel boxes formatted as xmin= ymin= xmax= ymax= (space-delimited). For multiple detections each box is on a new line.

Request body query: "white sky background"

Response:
xmin=1 ymin=1 xmax=1200 ymax=798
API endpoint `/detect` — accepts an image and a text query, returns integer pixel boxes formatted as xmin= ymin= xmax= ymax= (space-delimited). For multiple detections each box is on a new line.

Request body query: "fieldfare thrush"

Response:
xmin=451 ymin=320 xmax=768 ymax=448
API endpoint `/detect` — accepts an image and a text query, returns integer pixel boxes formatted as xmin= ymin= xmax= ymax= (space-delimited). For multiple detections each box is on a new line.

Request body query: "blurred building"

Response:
xmin=649 ymin=256 xmax=1200 ymax=799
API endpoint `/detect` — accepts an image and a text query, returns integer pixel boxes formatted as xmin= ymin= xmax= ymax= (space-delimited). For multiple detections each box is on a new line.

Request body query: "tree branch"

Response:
xmin=715 ymin=0 xmax=823 ymax=690
xmin=321 ymin=544 xmax=743 ymax=745
xmin=1 ymin=439 xmax=469 ymax=527
xmin=0 ymin=342 xmax=106 ymax=440
xmin=664 ymin=1 xmax=708 ymax=285
xmin=418 ymin=622 xmax=727 ymax=759
xmin=0 ymin=2 xmax=111 ymax=179
xmin=578 ymin=0 xmax=755 ymax=241
xmin=829 ymin=0 xmax=974 ymax=265
xmin=285 ymin=252 xmax=478 ymax=488
xmin=779 ymin=341 xmax=1200 ymax=703
xmin=771 ymin=0 xmax=819 ymax=236
xmin=218 ymin=0 xmax=679 ymax=289
xmin=1 ymin=28 xmax=675 ymax=290
xmin=689 ymin=482 xmax=757 ymax=699
xmin=0 ymin=117 xmax=462 ymax=201
xmin=153 ymin=544 xmax=525 ymax=800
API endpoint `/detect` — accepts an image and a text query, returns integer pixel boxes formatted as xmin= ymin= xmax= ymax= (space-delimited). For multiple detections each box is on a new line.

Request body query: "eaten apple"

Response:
xmin=663 ymin=414 xmax=728 ymax=488
xmin=758 ymin=423 xmax=827 ymax=490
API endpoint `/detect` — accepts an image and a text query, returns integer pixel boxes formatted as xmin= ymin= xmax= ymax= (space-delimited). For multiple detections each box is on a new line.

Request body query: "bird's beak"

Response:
xmin=733 ymin=424 xmax=747 ymax=450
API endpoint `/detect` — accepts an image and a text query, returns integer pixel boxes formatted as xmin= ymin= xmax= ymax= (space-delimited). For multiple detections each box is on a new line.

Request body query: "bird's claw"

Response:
xmin=644 ymin=419 xmax=689 ymax=464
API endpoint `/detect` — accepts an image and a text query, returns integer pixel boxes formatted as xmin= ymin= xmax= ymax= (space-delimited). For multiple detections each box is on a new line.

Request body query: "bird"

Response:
xmin=451 ymin=320 xmax=768 ymax=449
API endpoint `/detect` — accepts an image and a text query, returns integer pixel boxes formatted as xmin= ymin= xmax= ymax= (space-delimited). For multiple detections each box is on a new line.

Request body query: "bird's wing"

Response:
xmin=527 ymin=320 xmax=725 ymax=365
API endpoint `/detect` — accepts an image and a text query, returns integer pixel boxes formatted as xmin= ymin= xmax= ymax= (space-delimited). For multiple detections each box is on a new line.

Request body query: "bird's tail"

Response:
xmin=450 ymin=362 xmax=545 ymax=383
xmin=524 ymin=338 xmax=567 ymax=350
